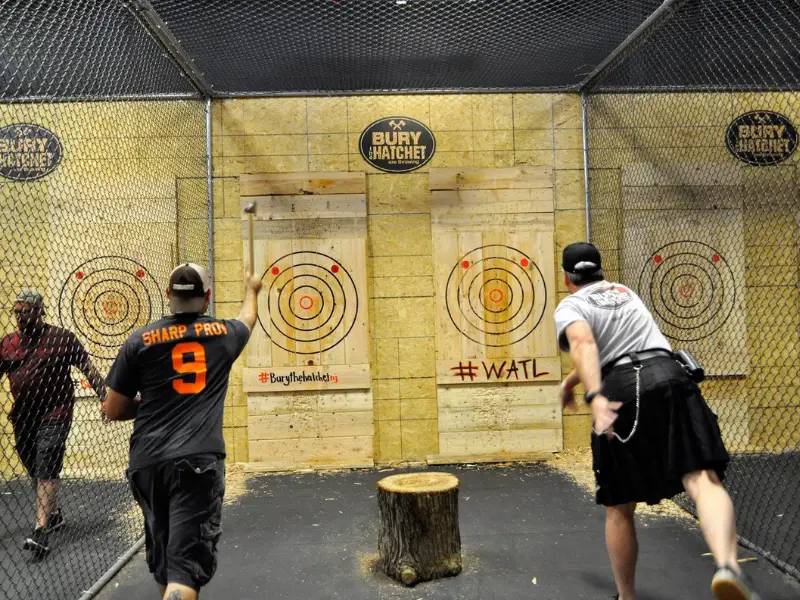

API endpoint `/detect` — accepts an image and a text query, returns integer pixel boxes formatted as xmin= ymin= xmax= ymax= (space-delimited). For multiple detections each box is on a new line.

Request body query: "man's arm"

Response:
xmin=236 ymin=271 xmax=263 ymax=331
xmin=564 ymin=321 xmax=621 ymax=437
xmin=78 ymin=359 xmax=106 ymax=401
xmin=564 ymin=321 xmax=602 ymax=394
xmin=104 ymin=389 xmax=140 ymax=421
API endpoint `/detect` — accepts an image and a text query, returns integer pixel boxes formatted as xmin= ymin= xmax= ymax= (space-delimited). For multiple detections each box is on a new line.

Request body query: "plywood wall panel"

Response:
xmin=240 ymin=171 xmax=373 ymax=470
xmin=430 ymin=166 xmax=562 ymax=458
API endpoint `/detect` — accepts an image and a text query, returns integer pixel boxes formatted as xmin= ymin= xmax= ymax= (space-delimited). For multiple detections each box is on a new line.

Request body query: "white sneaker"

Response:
xmin=711 ymin=565 xmax=762 ymax=600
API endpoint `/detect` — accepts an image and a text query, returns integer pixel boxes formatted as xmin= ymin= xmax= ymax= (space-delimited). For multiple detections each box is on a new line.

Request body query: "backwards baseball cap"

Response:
xmin=15 ymin=290 xmax=44 ymax=309
xmin=562 ymin=242 xmax=603 ymax=274
xmin=168 ymin=263 xmax=211 ymax=314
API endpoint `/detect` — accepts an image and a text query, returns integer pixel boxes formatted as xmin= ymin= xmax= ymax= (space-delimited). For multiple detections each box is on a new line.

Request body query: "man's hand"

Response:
xmin=246 ymin=273 xmax=263 ymax=294
xmin=559 ymin=369 xmax=580 ymax=410
xmin=591 ymin=395 xmax=623 ymax=439
xmin=559 ymin=383 xmax=576 ymax=410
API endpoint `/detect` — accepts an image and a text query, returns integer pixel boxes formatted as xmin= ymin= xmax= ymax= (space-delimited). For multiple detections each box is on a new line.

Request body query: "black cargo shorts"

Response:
xmin=127 ymin=453 xmax=225 ymax=590
xmin=12 ymin=418 xmax=71 ymax=480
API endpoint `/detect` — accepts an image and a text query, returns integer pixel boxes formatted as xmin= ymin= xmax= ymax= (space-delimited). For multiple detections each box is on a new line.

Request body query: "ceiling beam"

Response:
xmin=579 ymin=0 xmax=690 ymax=92
xmin=126 ymin=0 xmax=213 ymax=97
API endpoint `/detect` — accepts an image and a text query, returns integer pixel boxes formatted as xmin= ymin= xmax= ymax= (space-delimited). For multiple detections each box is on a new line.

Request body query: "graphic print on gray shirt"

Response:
xmin=554 ymin=281 xmax=671 ymax=368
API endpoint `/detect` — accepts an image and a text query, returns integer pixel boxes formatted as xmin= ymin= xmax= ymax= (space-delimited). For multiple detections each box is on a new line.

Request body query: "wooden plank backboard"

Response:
xmin=240 ymin=172 xmax=373 ymax=470
xmin=620 ymin=167 xmax=749 ymax=377
xmin=430 ymin=166 xmax=562 ymax=458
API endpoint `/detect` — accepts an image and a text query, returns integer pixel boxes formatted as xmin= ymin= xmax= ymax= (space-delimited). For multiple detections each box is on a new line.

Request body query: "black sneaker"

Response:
xmin=23 ymin=527 xmax=50 ymax=560
xmin=45 ymin=508 xmax=64 ymax=534
xmin=712 ymin=565 xmax=761 ymax=600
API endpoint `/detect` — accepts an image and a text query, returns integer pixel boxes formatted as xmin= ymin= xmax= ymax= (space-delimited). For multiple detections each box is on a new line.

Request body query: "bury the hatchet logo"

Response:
xmin=359 ymin=116 xmax=436 ymax=173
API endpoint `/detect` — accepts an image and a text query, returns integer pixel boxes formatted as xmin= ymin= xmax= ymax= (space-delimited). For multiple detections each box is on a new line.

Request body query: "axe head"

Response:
xmin=244 ymin=202 xmax=256 ymax=214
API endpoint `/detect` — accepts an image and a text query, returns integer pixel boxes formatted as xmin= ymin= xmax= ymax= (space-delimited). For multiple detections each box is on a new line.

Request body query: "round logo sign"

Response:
xmin=726 ymin=111 xmax=797 ymax=166
xmin=0 ymin=123 xmax=63 ymax=181
xmin=359 ymin=116 xmax=435 ymax=173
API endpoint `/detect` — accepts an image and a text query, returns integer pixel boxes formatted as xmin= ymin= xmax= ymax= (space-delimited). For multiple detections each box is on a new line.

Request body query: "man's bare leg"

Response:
xmin=36 ymin=479 xmax=58 ymax=529
xmin=682 ymin=470 xmax=738 ymax=570
xmin=606 ymin=502 xmax=638 ymax=600
xmin=163 ymin=583 xmax=197 ymax=600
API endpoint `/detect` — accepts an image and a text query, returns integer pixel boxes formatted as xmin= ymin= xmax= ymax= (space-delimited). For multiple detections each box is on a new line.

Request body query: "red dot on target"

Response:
xmin=331 ymin=264 xmax=340 ymax=273
xmin=712 ymin=254 xmax=720 ymax=263
xmin=461 ymin=260 xmax=470 ymax=269
xmin=76 ymin=272 xmax=84 ymax=280
xmin=136 ymin=269 xmax=145 ymax=278
xmin=653 ymin=255 xmax=663 ymax=264
xmin=520 ymin=258 xmax=529 ymax=267
xmin=271 ymin=266 xmax=280 ymax=276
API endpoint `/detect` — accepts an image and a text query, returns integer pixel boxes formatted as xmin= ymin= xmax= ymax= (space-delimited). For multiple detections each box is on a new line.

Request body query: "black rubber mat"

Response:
xmin=95 ymin=462 xmax=800 ymax=600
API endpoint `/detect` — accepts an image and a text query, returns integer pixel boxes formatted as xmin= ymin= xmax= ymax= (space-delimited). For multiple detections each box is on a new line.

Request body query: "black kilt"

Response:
xmin=591 ymin=355 xmax=730 ymax=507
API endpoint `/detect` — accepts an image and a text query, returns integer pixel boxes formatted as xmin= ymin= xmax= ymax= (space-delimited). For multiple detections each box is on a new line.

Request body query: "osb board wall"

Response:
xmin=588 ymin=92 xmax=800 ymax=452
xmin=430 ymin=166 xmax=562 ymax=458
xmin=237 ymin=172 xmax=374 ymax=469
xmin=0 ymin=101 xmax=206 ymax=477
xmin=210 ymin=93 xmax=587 ymax=464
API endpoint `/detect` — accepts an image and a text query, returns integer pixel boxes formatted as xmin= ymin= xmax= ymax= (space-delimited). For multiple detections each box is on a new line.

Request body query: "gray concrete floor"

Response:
xmin=95 ymin=463 xmax=800 ymax=600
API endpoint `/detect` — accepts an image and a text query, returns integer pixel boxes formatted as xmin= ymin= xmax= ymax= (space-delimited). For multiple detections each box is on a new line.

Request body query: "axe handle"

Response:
xmin=248 ymin=212 xmax=255 ymax=274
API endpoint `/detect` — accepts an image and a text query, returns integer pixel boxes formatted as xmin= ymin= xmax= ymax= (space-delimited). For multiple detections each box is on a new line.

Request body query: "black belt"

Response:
xmin=602 ymin=348 xmax=674 ymax=377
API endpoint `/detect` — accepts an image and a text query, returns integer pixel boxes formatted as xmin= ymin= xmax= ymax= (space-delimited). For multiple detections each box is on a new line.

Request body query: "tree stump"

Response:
xmin=377 ymin=472 xmax=462 ymax=587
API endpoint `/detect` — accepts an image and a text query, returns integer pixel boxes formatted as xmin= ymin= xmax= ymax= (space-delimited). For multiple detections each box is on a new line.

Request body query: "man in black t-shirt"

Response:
xmin=105 ymin=263 xmax=261 ymax=600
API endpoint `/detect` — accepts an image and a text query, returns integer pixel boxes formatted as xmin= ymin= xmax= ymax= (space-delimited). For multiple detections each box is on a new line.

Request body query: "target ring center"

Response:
xmin=489 ymin=288 xmax=504 ymax=303
xmin=299 ymin=295 xmax=314 ymax=310
xmin=104 ymin=300 xmax=120 ymax=315
xmin=93 ymin=288 xmax=132 ymax=327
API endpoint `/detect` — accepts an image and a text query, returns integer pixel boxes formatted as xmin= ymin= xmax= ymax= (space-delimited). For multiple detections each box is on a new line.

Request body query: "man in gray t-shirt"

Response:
xmin=554 ymin=279 xmax=671 ymax=369
xmin=554 ymin=242 xmax=760 ymax=600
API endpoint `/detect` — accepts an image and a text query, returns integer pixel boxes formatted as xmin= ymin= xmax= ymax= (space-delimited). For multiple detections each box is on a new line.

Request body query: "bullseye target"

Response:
xmin=445 ymin=245 xmax=546 ymax=347
xmin=58 ymin=256 xmax=165 ymax=359
xmin=638 ymin=241 xmax=736 ymax=342
xmin=258 ymin=251 xmax=358 ymax=354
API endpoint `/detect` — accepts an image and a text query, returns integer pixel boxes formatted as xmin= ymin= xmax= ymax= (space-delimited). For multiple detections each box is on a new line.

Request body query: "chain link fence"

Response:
xmin=586 ymin=0 xmax=800 ymax=580
xmin=3 ymin=0 xmax=800 ymax=597
xmin=0 ymin=1 xmax=208 ymax=599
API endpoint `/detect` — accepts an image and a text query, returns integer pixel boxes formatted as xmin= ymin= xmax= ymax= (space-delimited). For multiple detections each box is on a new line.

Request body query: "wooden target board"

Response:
xmin=46 ymin=205 xmax=176 ymax=395
xmin=430 ymin=167 xmax=562 ymax=458
xmin=240 ymin=172 xmax=373 ymax=470
xmin=620 ymin=165 xmax=749 ymax=377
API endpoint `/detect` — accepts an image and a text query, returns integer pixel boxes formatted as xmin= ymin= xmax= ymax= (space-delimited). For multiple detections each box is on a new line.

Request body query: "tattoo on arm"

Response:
xmin=166 ymin=591 xmax=182 ymax=600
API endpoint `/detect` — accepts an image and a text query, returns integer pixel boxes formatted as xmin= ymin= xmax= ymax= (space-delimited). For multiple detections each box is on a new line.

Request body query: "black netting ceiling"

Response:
xmin=0 ymin=0 xmax=197 ymax=100
xmin=591 ymin=0 xmax=800 ymax=92
xmin=3 ymin=0 xmax=799 ymax=100
xmin=150 ymin=0 xmax=663 ymax=95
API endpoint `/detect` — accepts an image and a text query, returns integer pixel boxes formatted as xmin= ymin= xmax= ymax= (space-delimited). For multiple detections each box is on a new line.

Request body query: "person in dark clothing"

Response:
xmin=555 ymin=242 xmax=761 ymax=600
xmin=0 ymin=290 xmax=106 ymax=559
xmin=105 ymin=263 xmax=261 ymax=600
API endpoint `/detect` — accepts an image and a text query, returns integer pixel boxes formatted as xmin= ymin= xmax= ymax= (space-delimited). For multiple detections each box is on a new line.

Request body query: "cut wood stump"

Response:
xmin=377 ymin=472 xmax=462 ymax=587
